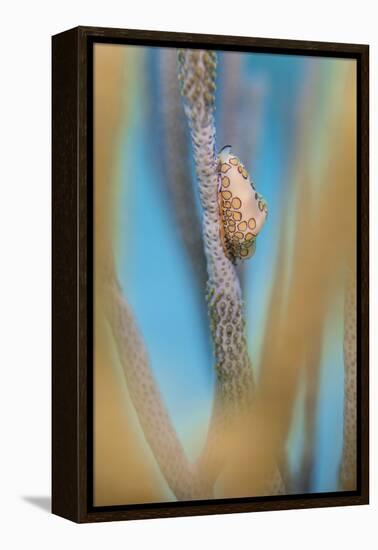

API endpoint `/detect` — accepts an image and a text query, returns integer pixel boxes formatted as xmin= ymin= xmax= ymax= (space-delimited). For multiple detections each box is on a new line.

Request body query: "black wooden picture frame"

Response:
xmin=52 ymin=26 xmax=369 ymax=523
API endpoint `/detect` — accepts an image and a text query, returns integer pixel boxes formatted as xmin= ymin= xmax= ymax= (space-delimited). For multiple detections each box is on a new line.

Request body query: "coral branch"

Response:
xmin=298 ymin=330 xmax=323 ymax=492
xmin=339 ymin=270 xmax=357 ymax=490
xmin=100 ymin=261 xmax=208 ymax=500
xmin=178 ymin=49 xmax=254 ymax=402
xmin=177 ymin=49 xmax=257 ymax=488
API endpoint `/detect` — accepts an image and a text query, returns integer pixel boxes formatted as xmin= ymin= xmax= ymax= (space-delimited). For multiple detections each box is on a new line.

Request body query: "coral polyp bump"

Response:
xmin=218 ymin=145 xmax=268 ymax=261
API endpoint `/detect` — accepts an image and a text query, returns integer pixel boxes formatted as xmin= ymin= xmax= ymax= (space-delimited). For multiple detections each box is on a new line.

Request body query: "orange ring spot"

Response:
xmin=231 ymin=197 xmax=242 ymax=209
xmin=248 ymin=218 xmax=256 ymax=230
xmin=222 ymin=190 xmax=232 ymax=200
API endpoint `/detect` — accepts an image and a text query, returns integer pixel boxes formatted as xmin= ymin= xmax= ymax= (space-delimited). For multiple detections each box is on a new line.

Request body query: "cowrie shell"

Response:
xmin=218 ymin=145 xmax=268 ymax=261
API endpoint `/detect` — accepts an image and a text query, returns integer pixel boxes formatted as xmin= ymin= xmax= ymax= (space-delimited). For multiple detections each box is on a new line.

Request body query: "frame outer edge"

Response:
xmin=359 ymin=45 xmax=369 ymax=504
xmin=52 ymin=27 xmax=81 ymax=523
xmin=52 ymin=26 xmax=370 ymax=523
xmin=77 ymin=26 xmax=90 ymax=523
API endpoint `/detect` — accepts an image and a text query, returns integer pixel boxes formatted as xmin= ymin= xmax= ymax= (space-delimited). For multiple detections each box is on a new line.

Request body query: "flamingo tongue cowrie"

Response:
xmin=217 ymin=145 xmax=268 ymax=261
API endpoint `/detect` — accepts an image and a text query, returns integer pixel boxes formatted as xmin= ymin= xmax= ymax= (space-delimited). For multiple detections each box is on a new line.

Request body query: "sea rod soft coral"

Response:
xmin=177 ymin=49 xmax=284 ymax=494
xmin=178 ymin=48 xmax=254 ymax=413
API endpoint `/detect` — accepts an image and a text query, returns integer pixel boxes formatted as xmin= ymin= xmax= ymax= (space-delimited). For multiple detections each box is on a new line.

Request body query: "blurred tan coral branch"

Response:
xmin=224 ymin=63 xmax=357 ymax=498
xmin=94 ymin=46 xmax=208 ymax=501
xmin=101 ymin=263 xmax=209 ymax=500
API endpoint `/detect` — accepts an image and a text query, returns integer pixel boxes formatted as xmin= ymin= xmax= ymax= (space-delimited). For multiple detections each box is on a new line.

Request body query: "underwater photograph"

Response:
xmin=92 ymin=43 xmax=357 ymax=506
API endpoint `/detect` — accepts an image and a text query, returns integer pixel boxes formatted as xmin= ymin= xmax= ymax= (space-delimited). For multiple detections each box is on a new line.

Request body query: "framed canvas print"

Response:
xmin=52 ymin=26 xmax=369 ymax=523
